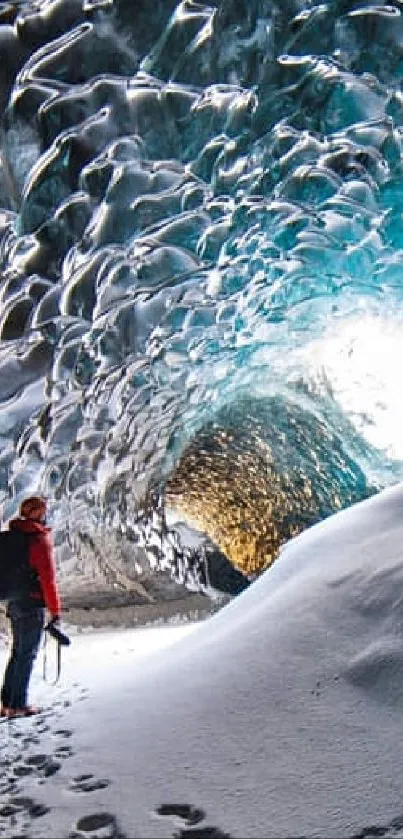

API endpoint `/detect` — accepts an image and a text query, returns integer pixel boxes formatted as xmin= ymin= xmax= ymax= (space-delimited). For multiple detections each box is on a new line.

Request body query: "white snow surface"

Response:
xmin=3 ymin=482 xmax=403 ymax=838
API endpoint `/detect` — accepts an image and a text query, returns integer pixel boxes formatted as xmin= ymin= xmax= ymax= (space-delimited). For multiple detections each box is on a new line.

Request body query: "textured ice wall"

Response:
xmin=1 ymin=0 xmax=403 ymax=589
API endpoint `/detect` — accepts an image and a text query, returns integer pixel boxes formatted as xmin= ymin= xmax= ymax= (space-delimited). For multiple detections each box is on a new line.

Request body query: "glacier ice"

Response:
xmin=1 ymin=0 xmax=403 ymax=591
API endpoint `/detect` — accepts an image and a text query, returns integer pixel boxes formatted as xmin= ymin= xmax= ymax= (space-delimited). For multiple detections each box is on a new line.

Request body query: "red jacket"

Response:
xmin=9 ymin=517 xmax=61 ymax=616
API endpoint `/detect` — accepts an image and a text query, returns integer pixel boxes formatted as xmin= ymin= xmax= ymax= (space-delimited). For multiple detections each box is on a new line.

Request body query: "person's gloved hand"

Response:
xmin=50 ymin=615 xmax=60 ymax=626
xmin=45 ymin=617 xmax=70 ymax=646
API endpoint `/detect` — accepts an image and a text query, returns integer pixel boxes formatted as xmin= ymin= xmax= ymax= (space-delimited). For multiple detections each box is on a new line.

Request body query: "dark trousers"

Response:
xmin=1 ymin=601 xmax=44 ymax=709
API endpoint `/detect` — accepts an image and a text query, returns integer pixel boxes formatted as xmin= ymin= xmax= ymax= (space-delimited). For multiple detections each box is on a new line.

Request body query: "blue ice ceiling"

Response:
xmin=1 ymin=0 xmax=403 ymax=587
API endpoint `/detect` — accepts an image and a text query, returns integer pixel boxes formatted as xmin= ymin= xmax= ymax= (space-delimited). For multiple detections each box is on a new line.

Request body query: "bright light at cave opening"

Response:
xmin=305 ymin=315 xmax=403 ymax=462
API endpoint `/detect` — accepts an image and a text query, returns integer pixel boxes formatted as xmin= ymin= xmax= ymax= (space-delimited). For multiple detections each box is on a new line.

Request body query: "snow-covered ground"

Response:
xmin=3 ymin=482 xmax=403 ymax=838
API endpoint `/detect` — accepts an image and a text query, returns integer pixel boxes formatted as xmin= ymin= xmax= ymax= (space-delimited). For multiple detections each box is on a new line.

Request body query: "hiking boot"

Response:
xmin=0 ymin=705 xmax=10 ymax=717
xmin=6 ymin=706 xmax=41 ymax=718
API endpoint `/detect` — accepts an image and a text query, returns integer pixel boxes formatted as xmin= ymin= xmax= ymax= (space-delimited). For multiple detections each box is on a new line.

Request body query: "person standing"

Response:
xmin=0 ymin=495 xmax=61 ymax=718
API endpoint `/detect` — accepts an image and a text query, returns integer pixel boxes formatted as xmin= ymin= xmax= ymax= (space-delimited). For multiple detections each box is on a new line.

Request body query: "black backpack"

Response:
xmin=0 ymin=529 xmax=40 ymax=601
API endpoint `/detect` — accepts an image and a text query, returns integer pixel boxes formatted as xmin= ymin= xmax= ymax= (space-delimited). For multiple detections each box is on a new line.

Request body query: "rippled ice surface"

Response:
xmin=1 ymin=0 xmax=403 ymax=587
